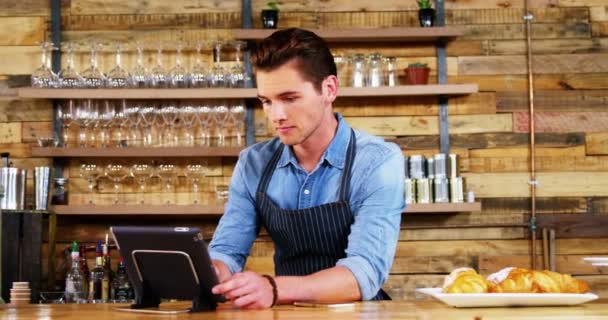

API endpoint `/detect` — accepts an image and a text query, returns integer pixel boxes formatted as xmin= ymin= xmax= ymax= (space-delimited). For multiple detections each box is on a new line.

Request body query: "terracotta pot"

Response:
xmin=405 ymin=66 xmax=430 ymax=85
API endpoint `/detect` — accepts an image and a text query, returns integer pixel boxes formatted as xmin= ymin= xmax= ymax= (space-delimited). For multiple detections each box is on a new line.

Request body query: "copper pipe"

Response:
xmin=524 ymin=0 xmax=538 ymax=270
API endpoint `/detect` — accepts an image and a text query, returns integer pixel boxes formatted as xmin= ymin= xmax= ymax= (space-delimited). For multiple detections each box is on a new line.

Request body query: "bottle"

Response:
xmin=65 ymin=241 xmax=86 ymax=303
xmin=79 ymin=244 xmax=90 ymax=291
xmin=111 ymin=256 xmax=134 ymax=302
xmin=102 ymin=243 xmax=115 ymax=301
xmin=89 ymin=240 xmax=109 ymax=303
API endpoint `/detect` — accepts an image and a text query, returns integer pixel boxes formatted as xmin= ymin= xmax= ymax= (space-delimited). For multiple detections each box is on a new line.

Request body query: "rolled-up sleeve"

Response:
xmin=209 ymin=150 xmax=260 ymax=274
xmin=336 ymin=145 xmax=405 ymax=300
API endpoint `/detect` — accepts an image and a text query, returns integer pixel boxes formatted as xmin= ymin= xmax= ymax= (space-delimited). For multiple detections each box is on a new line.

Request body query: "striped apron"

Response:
xmin=256 ymin=130 xmax=390 ymax=300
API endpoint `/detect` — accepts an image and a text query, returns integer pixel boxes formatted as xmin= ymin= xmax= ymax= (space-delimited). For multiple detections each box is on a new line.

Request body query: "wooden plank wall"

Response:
xmin=1 ymin=0 xmax=607 ymax=300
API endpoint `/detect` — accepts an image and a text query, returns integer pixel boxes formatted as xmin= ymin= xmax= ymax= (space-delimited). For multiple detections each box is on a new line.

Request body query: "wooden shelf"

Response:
xmin=51 ymin=205 xmax=224 ymax=216
xmin=233 ymin=27 xmax=464 ymax=42
xmin=18 ymin=87 xmax=258 ymax=99
xmin=339 ymin=85 xmax=478 ymax=97
xmin=31 ymin=146 xmax=243 ymax=158
xmin=50 ymin=202 xmax=480 ymax=216
xmin=405 ymin=202 xmax=482 ymax=213
xmin=18 ymin=84 xmax=477 ymax=100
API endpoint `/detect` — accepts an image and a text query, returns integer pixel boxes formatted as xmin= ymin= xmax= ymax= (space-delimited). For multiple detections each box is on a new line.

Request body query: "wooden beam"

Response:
xmin=0 ymin=46 xmax=39 ymax=75
xmin=481 ymin=197 xmax=588 ymax=214
xmin=590 ymin=5 xmax=608 ymax=22
xmin=0 ymin=122 xmax=22 ymax=144
xmin=0 ymin=99 xmax=52 ymax=122
xmin=0 ymin=0 xmax=51 ymax=16
xmin=479 ymin=255 xmax=608 ymax=275
xmin=466 ymin=155 xmax=608 ymax=172
xmin=450 ymin=73 xmax=608 ymax=91
xmin=71 ymin=0 xmax=240 ymax=15
xmin=0 ymin=17 xmax=46 ymax=45
xmin=345 ymin=114 xmax=512 ymax=136
xmin=587 ymin=132 xmax=608 ymax=155
xmin=389 ymin=132 xmax=585 ymax=150
xmin=513 ymin=112 xmax=608 ymax=133
xmin=461 ymin=23 xmax=590 ymax=41
xmin=497 ymin=90 xmax=608 ymax=112
xmin=31 ymin=146 xmax=243 ymax=157
xmin=463 ymin=172 xmax=608 ymax=197
xmin=62 ymin=12 xmax=241 ymax=30
xmin=447 ymin=7 xmax=589 ymax=24
xmin=459 ymin=54 xmax=608 ymax=75
xmin=489 ymin=38 xmax=608 ymax=56
xmin=469 ymin=146 xmax=587 ymax=158
xmin=536 ymin=214 xmax=608 ymax=238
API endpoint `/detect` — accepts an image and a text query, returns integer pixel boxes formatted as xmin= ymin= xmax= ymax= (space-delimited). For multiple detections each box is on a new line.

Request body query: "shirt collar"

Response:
xmin=276 ymin=113 xmax=351 ymax=170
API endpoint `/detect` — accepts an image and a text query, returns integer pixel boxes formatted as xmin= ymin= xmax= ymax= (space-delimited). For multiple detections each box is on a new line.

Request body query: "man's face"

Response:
xmin=256 ymin=61 xmax=330 ymax=146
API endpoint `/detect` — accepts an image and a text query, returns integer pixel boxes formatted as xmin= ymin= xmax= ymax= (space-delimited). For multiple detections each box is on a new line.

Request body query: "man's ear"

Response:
xmin=322 ymin=75 xmax=339 ymax=105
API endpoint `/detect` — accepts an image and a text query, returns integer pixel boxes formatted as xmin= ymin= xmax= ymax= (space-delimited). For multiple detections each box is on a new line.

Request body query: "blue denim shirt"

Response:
xmin=209 ymin=113 xmax=405 ymax=300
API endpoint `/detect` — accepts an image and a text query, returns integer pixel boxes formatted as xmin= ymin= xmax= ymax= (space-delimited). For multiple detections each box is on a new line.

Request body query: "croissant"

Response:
xmin=487 ymin=268 xmax=590 ymax=294
xmin=442 ymin=267 xmax=490 ymax=293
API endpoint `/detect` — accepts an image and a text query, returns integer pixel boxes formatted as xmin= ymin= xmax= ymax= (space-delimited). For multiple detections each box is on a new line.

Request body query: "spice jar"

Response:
xmin=51 ymin=178 xmax=69 ymax=205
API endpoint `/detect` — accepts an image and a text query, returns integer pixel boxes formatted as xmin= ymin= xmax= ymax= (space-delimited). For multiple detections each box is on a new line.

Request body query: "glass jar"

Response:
xmin=51 ymin=177 xmax=69 ymax=205
xmin=385 ymin=56 xmax=398 ymax=87
xmin=350 ymin=54 xmax=366 ymax=87
xmin=367 ymin=53 xmax=384 ymax=87
xmin=333 ymin=54 xmax=350 ymax=87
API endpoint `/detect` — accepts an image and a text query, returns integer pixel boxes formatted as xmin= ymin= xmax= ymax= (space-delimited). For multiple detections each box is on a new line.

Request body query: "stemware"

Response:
xmin=169 ymin=41 xmax=188 ymax=88
xmin=138 ymin=102 xmax=158 ymax=147
xmin=126 ymin=101 xmax=142 ymax=147
xmin=184 ymin=162 xmax=207 ymax=204
xmin=179 ymin=102 xmax=197 ymax=146
xmin=189 ymin=41 xmax=208 ymax=88
xmin=58 ymin=42 xmax=82 ymax=88
xmin=159 ymin=101 xmax=179 ymax=146
xmin=228 ymin=41 xmax=246 ymax=88
xmin=210 ymin=41 xmax=226 ymax=88
xmin=112 ymin=100 xmax=129 ymax=147
xmin=97 ymin=100 xmax=115 ymax=148
xmin=229 ymin=101 xmax=246 ymax=146
xmin=80 ymin=42 xmax=105 ymax=88
xmin=79 ymin=163 xmax=100 ymax=204
xmin=213 ymin=103 xmax=231 ymax=147
xmin=149 ymin=42 xmax=168 ymax=88
xmin=129 ymin=42 xmax=149 ymax=88
xmin=157 ymin=164 xmax=177 ymax=204
xmin=131 ymin=163 xmax=153 ymax=204
xmin=58 ymin=100 xmax=76 ymax=147
xmin=76 ymin=99 xmax=98 ymax=147
xmin=31 ymin=41 xmax=57 ymax=88
xmin=106 ymin=163 xmax=128 ymax=204
xmin=106 ymin=42 xmax=130 ymax=88
xmin=195 ymin=104 xmax=213 ymax=146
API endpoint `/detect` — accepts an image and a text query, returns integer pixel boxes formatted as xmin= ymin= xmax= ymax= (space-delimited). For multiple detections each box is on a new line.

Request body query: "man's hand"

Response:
xmin=212 ymin=271 xmax=274 ymax=309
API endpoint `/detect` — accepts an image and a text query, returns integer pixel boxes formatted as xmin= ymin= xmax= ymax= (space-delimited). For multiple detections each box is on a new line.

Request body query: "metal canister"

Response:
xmin=434 ymin=177 xmax=449 ymax=203
xmin=416 ymin=178 xmax=432 ymax=204
xmin=404 ymin=157 xmax=410 ymax=179
xmin=434 ymin=153 xmax=447 ymax=179
xmin=404 ymin=178 xmax=415 ymax=204
xmin=409 ymin=155 xmax=425 ymax=179
xmin=448 ymin=153 xmax=458 ymax=178
xmin=449 ymin=177 xmax=464 ymax=203
xmin=427 ymin=158 xmax=435 ymax=179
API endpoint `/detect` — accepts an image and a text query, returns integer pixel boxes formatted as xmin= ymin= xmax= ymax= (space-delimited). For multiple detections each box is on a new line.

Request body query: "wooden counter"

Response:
xmin=2 ymin=300 xmax=608 ymax=320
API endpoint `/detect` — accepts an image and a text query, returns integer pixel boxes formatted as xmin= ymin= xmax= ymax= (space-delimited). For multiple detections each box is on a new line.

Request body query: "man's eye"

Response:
xmin=284 ymin=97 xmax=296 ymax=102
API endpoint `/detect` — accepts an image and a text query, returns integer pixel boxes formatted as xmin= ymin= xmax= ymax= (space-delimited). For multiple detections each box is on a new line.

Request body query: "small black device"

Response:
xmin=110 ymin=226 xmax=225 ymax=313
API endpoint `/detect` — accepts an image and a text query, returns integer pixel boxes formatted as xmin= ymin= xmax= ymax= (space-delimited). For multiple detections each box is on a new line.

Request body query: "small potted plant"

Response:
xmin=262 ymin=1 xmax=280 ymax=29
xmin=417 ymin=0 xmax=435 ymax=27
xmin=405 ymin=62 xmax=431 ymax=85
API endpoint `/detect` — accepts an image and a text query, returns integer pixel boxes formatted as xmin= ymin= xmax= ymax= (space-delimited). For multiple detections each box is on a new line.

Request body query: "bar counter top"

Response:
xmin=2 ymin=299 xmax=608 ymax=320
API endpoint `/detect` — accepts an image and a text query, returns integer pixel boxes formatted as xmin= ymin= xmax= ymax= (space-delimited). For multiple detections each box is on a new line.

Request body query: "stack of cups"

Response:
xmin=34 ymin=166 xmax=52 ymax=210
xmin=10 ymin=282 xmax=31 ymax=306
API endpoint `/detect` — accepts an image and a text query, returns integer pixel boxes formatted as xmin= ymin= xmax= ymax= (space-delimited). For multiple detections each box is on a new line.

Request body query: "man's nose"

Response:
xmin=268 ymin=102 xmax=287 ymax=122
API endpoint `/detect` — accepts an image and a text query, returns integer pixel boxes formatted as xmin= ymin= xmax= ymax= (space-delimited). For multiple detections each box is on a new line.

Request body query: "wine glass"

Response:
xmin=129 ymin=41 xmax=149 ymax=88
xmin=31 ymin=41 xmax=56 ymax=88
xmin=79 ymin=163 xmax=100 ymax=204
xmin=58 ymin=100 xmax=76 ymax=147
xmin=179 ymin=102 xmax=197 ymax=146
xmin=229 ymin=101 xmax=246 ymax=146
xmin=106 ymin=163 xmax=128 ymax=204
xmin=213 ymin=103 xmax=230 ymax=146
xmin=184 ymin=162 xmax=207 ymax=204
xmin=157 ymin=164 xmax=177 ymax=204
xmin=97 ymin=100 xmax=115 ymax=148
xmin=126 ymin=101 xmax=142 ymax=147
xmin=58 ymin=42 xmax=82 ymax=88
xmin=159 ymin=101 xmax=179 ymax=146
xmin=195 ymin=103 xmax=213 ymax=146
xmin=169 ymin=41 xmax=188 ymax=88
xmin=106 ymin=42 xmax=130 ymax=88
xmin=131 ymin=163 xmax=152 ymax=204
xmin=189 ymin=41 xmax=208 ymax=88
xmin=80 ymin=42 xmax=105 ymax=88
xmin=76 ymin=99 xmax=98 ymax=147
xmin=112 ymin=100 xmax=129 ymax=147
xmin=229 ymin=41 xmax=246 ymax=88
xmin=149 ymin=42 xmax=168 ymax=88
xmin=210 ymin=41 xmax=226 ymax=88
xmin=138 ymin=102 xmax=158 ymax=147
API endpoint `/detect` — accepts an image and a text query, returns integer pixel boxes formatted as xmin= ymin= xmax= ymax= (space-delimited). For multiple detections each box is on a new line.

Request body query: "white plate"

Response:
xmin=583 ymin=257 xmax=608 ymax=266
xmin=416 ymin=288 xmax=599 ymax=308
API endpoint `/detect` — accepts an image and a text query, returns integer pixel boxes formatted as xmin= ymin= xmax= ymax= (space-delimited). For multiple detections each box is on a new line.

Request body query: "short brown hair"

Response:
xmin=251 ymin=28 xmax=336 ymax=92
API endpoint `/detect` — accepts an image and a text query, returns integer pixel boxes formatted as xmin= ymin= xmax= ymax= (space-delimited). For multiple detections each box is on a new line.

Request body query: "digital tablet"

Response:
xmin=110 ymin=226 xmax=225 ymax=312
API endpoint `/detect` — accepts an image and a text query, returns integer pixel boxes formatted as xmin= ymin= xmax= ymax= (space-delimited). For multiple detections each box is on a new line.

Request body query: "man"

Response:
xmin=209 ymin=28 xmax=405 ymax=309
